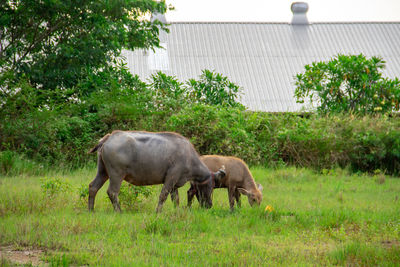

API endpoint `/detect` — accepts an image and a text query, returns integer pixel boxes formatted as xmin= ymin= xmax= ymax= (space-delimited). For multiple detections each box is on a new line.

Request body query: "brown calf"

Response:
xmin=188 ymin=155 xmax=263 ymax=211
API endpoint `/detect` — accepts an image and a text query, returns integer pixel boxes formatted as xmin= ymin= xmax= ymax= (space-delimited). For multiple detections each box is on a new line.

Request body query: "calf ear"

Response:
xmin=257 ymin=183 xmax=263 ymax=192
xmin=215 ymin=165 xmax=226 ymax=180
xmin=237 ymin=188 xmax=251 ymax=196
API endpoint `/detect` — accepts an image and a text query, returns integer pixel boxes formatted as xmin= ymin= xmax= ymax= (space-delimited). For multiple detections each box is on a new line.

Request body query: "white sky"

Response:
xmin=165 ymin=0 xmax=400 ymax=22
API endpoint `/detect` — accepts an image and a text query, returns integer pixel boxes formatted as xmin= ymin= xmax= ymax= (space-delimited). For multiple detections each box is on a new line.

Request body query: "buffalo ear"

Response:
xmin=237 ymin=188 xmax=251 ymax=196
xmin=257 ymin=183 xmax=263 ymax=192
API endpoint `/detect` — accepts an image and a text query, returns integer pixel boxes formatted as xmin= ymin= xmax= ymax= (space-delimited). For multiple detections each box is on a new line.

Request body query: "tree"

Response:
xmin=0 ymin=0 xmax=169 ymax=104
xmin=294 ymin=54 xmax=400 ymax=114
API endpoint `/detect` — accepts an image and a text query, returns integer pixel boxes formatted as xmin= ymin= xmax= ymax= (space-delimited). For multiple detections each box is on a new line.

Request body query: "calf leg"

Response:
xmin=187 ymin=185 xmax=196 ymax=208
xmin=234 ymin=189 xmax=241 ymax=208
xmin=88 ymin=157 xmax=108 ymax=211
xmin=195 ymin=191 xmax=201 ymax=205
xmin=227 ymin=185 xmax=236 ymax=211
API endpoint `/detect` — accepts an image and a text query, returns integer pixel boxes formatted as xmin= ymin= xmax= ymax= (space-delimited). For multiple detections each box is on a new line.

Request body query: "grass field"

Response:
xmin=0 ymin=167 xmax=399 ymax=266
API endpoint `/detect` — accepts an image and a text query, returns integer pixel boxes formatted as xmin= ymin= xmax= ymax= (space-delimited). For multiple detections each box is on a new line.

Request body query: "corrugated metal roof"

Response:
xmin=122 ymin=22 xmax=400 ymax=112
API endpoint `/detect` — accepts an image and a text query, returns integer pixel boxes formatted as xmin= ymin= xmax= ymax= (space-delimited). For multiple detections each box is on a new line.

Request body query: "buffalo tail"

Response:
xmin=88 ymin=133 xmax=111 ymax=154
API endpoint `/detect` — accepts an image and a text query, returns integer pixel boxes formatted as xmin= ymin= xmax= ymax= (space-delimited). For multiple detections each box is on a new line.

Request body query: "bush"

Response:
xmin=1 ymin=110 xmax=96 ymax=168
xmin=2 ymin=66 xmax=400 ymax=176
xmin=41 ymin=177 xmax=71 ymax=198
xmin=0 ymin=150 xmax=45 ymax=176
xmin=118 ymin=183 xmax=152 ymax=210
xmin=274 ymin=114 xmax=400 ymax=174
xmin=187 ymin=70 xmax=244 ymax=108
xmin=0 ymin=150 xmax=15 ymax=175
xmin=167 ymin=104 xmax=266 ymax=165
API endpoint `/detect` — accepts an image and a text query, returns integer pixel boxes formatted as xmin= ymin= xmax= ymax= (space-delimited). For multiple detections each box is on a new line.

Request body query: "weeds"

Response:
xmin=330 ymin=241 xmax=400 ymax=266
xmin=40 ymin=177 xmax=71 ymax=198
xmin=119 ymin=183 xmax=152 ymax=211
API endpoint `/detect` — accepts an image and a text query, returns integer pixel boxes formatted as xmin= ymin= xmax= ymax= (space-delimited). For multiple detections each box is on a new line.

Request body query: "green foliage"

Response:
xmin=3 ymin=103 xmax=400 ymax=175
xmin=144 ymin=216 xmax=173 ymax=236
xmin=78 ymin=184 xmax=89 ymax=201
xmin=151 ymin=71 xmax=185 ymax=100
xmin=0 ymin=0 xmax=169 ymax=105
xmin=75 ymin=181 xmax=151 ymax=210
xmin=168 ymin=109 xmax=400 ymax=174
xmin=1 ymin=55 xmax=400 ymax=176
xmin=149 ymin=71 xmax=187 ymax=114
xmin=295 ymin=54 xmax=400 ymax=114
xmin=118 ymin=183 xmax=152 ymax=210
xmin=1 ymin=109 xmax=95 ymax=168
xmin=40 ymin=177 xmax=71 ymax=198
xmin=275 ymin=114 xmax=400 ymax=174
xmin=0 ymin=150 xmax=15 ymax=175
xmin=187 ymin=69 xmax=244 ymax=108
xmin=74 ymin=63 xmax=149 ymax=98
xmin=49 ymin=254 xmax=70 ymax=267
xmin=167 ymin=104 xmax=269 ymax=165
xmin=0 ymin=150 xmax=45 ymax=176
xmin=0 ymin=68 xmax=246 ymax=172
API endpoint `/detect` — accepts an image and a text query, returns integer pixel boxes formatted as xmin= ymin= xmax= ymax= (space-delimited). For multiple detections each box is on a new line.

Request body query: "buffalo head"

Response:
xmin=188 ymin=166 xmax=225 ymax=208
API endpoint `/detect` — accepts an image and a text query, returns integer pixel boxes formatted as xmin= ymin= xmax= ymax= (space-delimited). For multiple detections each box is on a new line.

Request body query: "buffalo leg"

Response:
xmin=156 ymin=168 xmax=181 ymax=213
xmin=170 ymin=187 xmax=179 ymax=207
xmin=156 ymin=182 xmax=173 ymax=213
xmin=106 ymin=173 xmax=123 ymax=212
xmin=88 ymin=157 xmax=108 ymax=211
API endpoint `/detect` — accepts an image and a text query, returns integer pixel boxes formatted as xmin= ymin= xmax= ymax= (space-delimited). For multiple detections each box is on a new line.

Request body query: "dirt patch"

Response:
xmin=0 ymin=246 xmax=45 ymax=266
xmin=381 ymin=240 xmax=400 ymax=249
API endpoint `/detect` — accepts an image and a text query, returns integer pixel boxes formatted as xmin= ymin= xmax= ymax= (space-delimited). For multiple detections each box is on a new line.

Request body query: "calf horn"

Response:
xmin=214 ymin=165 xmax=226 ymax=183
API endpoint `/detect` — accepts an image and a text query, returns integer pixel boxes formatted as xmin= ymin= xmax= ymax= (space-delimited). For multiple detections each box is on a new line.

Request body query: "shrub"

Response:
xmin=118 ymin=183 xmax=152 ymax=210
xmin=1 ymin=110 xmax=96 ymax=168
xmin=0 ymin=150 xmax=45 ymax=176
xmin=2 ymin=66 xmax=400 ymax=176
xmin=78 ymin=184 xmax=89 ymax=201
xmin=295 ymin=54 xmax=400 ymax=115
xmin=166 ymin=104 xmax=266 ymax=165
xmin=41 ymin=177 xmax=71 ymax=199
xmin=187 ymin=70 xmax=244 ymax=108
xmin=0 ymin=150 xmax=16 ymax=175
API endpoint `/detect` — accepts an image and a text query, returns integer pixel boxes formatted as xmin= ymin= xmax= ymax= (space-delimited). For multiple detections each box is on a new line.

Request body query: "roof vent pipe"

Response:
xmin=291 ymin=2 xmax=309 ymax=25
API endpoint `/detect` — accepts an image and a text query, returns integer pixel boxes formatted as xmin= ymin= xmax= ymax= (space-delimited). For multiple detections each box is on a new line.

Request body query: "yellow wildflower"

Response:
xmin=265 ymin=205 xmax=274 ymax=212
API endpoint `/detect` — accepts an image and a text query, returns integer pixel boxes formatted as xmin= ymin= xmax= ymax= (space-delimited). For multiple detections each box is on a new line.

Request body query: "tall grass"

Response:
xmin=0 ymin=167 xmax=399 ymax=266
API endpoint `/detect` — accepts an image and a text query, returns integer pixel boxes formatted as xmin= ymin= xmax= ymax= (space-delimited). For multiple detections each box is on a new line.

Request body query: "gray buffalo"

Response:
xmin=88 ymin=130 xmax=225 ymax=213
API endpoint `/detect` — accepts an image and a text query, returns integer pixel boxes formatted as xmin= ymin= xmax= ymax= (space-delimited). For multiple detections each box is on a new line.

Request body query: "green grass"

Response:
xmin=1 ymin=167 xmax=399 ymax=266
